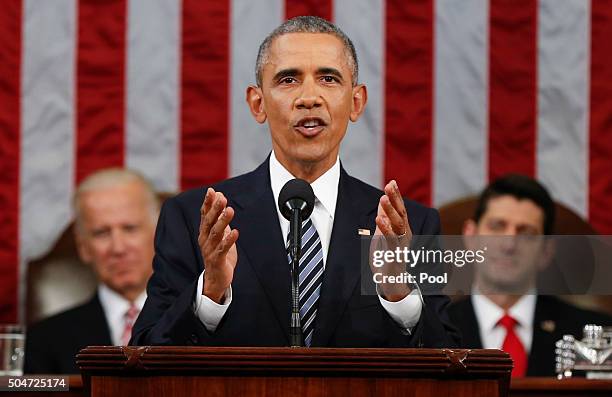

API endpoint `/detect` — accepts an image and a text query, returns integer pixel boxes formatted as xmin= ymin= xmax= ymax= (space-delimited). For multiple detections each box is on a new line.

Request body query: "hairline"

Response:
xmin=473 ymin=177 xmax=555 ymax=235
xmin=255 ymin=18 xmax=359 ymax=87
xmin=476 ymin=193 xmax=547 ymax=231
xmin=74 ymin=169 xmax=160 ymax=236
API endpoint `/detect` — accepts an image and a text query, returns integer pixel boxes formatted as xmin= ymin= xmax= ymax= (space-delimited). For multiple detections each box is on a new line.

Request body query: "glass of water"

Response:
xmin=0 ymin=325 xmax=24 ymax=376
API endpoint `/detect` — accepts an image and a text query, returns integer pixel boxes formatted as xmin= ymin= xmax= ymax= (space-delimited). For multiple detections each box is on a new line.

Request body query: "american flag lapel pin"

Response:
xmin=358 ymin=228 xmax=371 ymax=236
xmin=541 ymin=320 xmax=556 ymax=333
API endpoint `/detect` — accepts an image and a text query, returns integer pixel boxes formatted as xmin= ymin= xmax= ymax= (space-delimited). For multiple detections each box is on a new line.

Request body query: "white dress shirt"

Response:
xmin=98 ymin=284 xmax=147 ymax=346
xmin=471 ymin=292 xmax=536 ymax=353
xmin=194 ymin=151 xmax=423 ymax=332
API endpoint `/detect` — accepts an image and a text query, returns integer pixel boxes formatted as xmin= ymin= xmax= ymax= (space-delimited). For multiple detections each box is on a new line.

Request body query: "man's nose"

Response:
xmin=500 ymin=230 xmax=518 ymax=252
xmin=295 ymin=78 xmax=322 ymax=109
xmin=109 ymin=230 xmax=127 ymax=254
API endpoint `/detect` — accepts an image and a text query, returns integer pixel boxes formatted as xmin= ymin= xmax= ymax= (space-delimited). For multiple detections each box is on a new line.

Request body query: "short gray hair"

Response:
xmin=74 ymin=168 xmax=160 ymax=234
xmin=255 ymin=16 xmax=359 ymax=87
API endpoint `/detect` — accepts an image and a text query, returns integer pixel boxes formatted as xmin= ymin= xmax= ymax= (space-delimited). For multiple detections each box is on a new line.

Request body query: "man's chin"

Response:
xmin=485 ymin=261 xmax=526 ymax=278
xmin=294 ymin=145 xmax=337 ymax=163
xmin=108 ymin=280 xmax=144 ymax=295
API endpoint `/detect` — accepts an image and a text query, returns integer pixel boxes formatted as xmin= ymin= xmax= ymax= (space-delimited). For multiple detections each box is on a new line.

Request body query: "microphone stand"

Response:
xmin=289 ymin=208 xmax=303 ymax=347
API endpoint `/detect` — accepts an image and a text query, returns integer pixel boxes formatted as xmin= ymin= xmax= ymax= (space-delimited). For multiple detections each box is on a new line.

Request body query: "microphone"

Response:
xmin=278 ymin=178 xmax=315 ymax=347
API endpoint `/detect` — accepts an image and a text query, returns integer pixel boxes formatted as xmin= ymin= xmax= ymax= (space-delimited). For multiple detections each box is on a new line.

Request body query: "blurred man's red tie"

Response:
xmin=121 ymin=304 xmax=139 ymax=346
xmin=498 ymin=313 xmax=527 ymax=377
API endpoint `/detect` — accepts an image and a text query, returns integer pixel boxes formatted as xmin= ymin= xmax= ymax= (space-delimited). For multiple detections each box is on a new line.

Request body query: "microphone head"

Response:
xmin=278 ymin=178 xmax=315 ymax=221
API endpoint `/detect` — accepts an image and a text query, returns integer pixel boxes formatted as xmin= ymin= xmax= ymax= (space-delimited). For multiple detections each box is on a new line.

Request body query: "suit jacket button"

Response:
xmin=190 ymin=334 xmax=199 ymax=344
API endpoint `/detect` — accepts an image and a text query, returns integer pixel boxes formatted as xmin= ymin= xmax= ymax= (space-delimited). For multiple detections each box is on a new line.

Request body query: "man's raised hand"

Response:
xmin=199 ymin=188 xmax=239 ymax=304
xmin=371 ymin=180 xmax=413 ymax=302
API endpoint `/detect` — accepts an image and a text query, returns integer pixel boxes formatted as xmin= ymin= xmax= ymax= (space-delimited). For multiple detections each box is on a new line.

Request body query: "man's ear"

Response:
xmin=246 ymin=85 xmax=267 ymax=124
xmin=349 ymin=84 xmax=367 ymax=122
xmin=463 ymin=219 xmax=477 ymax=236
xmin=462 ymin=219 xmax=478 ymax=250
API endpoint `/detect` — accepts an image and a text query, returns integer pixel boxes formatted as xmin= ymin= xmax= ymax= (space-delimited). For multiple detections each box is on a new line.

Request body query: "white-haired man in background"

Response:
xmin=25 ymin=168 xmax=159 ymax=374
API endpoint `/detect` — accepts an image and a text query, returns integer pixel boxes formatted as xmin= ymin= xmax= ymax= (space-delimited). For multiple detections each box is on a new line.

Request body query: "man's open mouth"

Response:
xmin=294 ymin=117 xmax=327 ymax=137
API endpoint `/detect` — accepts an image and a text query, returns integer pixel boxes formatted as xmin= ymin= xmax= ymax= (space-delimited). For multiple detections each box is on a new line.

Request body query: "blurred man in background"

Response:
xmin=24 ymin=168 xmax=159 ymax=374
xmin=448 ymin=174 xmax=611 ymax=377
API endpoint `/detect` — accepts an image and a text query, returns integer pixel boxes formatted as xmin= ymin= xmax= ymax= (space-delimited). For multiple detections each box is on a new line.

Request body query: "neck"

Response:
xmin=482 ymin=294 xmax=522 ymax=311
xmin=118 ymin=287 xmax=143 ymax=304
xmin=273 ymin=152 xmax=337 ymax=183
xmin=474 ymin=278 xmax=532 ymax=311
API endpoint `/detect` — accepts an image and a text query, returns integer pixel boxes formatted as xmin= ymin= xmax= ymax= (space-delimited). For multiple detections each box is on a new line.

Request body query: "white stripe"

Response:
xmin=20 ymin=0 xmax=76 ymax=262
xmin=300 ymin=224 xmax=316 ymax=251
xmin=433 ymin=0 xmax=489 ymax=207
xmin=300 ymin=264 xmax=323 ymax=301
xmin=20 ymin=0 xmax=77 ymax=322
xmin=300 ymin=283 xmax=322 ymax=319
xmin=299 ymin=249 xmax=323 ymax=285
xmin=287 ymin=233 xmax=318 ymax=266
xmin=304 ymin=331 xmax=313 ymax=346
xmin=537 ymin=0 xmax=590 ymax=219
xmin=126 ymin=0 xmax=180 ymax=192
xmin=335 ymin=0 xmax=384 ymax=188
xmin=229 ymin=0 xmax=283 ymax=176
xmin=302 ymin=305 xmax=318 ymax=330
xmin=298 ymin=236 xmax=318 ymax=267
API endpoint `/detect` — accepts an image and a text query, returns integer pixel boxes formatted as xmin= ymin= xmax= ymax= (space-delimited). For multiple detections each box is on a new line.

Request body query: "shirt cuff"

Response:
xmin=193 ymin=271 xmax=232 ymax=332
xmin=377 ymin=287 xmax=423 ymax=331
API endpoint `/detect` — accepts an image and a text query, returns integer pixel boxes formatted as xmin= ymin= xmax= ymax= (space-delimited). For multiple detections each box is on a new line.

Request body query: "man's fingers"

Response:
xmin=203 ymin=187 xmax=215 ymax=211
xmin=375 ymin=214 xmax=393 ymax=235
xmin=384 ymin=180 xmax=411 ymax=235
xmin=384 ymin=180 xmax=408 ymax=219
xmin=200 ymin=188 xmax=215 ymax=225
xmin=204 ymin=202 xmax=235 ymax=254
xmin=380 ymin=195 xmax=406 ymax=235
xmin=201 ymin=192 xmax=227 ymax=240
xmin=218 ymin=228 xmax=239 ymax=263
xmin=199 ymin=188 xmax=215 ymax=235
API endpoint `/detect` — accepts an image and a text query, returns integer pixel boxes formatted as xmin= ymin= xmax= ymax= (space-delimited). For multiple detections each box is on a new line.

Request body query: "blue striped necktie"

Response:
xmin=286 ymin=217 xmax=324 ymax=347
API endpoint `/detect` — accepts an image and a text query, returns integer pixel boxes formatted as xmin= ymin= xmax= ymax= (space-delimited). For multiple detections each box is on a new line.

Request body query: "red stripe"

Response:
xmin=180 ymin=0 xmax=230 ymax=190
xmin=0 ymin=0 xmax=22 ymax=323
xmin=589 ymin=1 xmax=612 ymax=233
xmin=488 ymin=0 xmax=538 ymax=181
xmin=285 ymin=0 xmax=333 ymax=21
xmin=384 ymin=0 xmax=434 ymax=206
xmin=75 ymin=0 xmax=127 ymax=184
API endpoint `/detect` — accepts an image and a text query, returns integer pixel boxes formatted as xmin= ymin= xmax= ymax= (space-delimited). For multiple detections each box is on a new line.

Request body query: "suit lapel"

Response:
xmin=311 ymin=167 xmax=376 ymax=346
xmin=81 ymin=294 xmax=113 ymax=346
xmin=230 ymin=160 xmax=291 ymax=343
xmin=460 ymin=298 xmax=484 ymax=349
xmin=527 ymin=296 xmax=557 ymax=375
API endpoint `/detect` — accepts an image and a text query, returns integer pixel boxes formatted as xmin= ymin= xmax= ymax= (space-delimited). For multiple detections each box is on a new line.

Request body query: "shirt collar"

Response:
xmin=508 ymin=293 xmax=536 ymax=329
xmin=269 ymin=150 xmax=340 ymax=219
xmin=98 ymin=284 xmax=147 ymax=325
xmin=471 ymin=289 xmax=536 ymax=332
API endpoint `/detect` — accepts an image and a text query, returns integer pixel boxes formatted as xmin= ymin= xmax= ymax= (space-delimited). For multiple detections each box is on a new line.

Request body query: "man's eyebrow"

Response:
xmin=272 ymin=67 xmax=345 ymax=82
xmin=317 ymin=67 xmax=344 ymax=80
xmin=273 ymin=68 xmax=300 ymax=82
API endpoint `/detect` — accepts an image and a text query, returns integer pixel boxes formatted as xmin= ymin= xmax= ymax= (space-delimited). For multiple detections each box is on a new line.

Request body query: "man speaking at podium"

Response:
xmin=131 ymin=16 xmax=458 ymax=348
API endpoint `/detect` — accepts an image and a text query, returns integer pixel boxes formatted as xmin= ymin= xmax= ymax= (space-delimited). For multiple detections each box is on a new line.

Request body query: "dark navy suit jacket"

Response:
xmin=131 ymin=159 xmax=459 ymax=347
xmin=24 ymin=294 xmax=112 ymax=374
xmin=449 ymin=295 xmax=612 ymax=376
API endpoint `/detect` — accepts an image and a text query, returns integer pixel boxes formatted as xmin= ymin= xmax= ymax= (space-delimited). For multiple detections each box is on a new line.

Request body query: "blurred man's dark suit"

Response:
xmin=24 ymin=294 xmax=111 ymax=374
xmin=449 ymin=295 xmax=612 ymax=376
xmin=131 ymin=158 xmax=459 ymax=348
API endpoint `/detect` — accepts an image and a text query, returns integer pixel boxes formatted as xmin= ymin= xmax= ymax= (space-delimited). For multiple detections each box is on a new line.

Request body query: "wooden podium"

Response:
xmin=77 ymin=347 xmax=511 ymax=397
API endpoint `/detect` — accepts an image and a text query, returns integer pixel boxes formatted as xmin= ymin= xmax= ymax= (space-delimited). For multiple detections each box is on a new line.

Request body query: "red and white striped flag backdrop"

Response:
xmin=1 ymin=0 xmax=611 ymax=322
